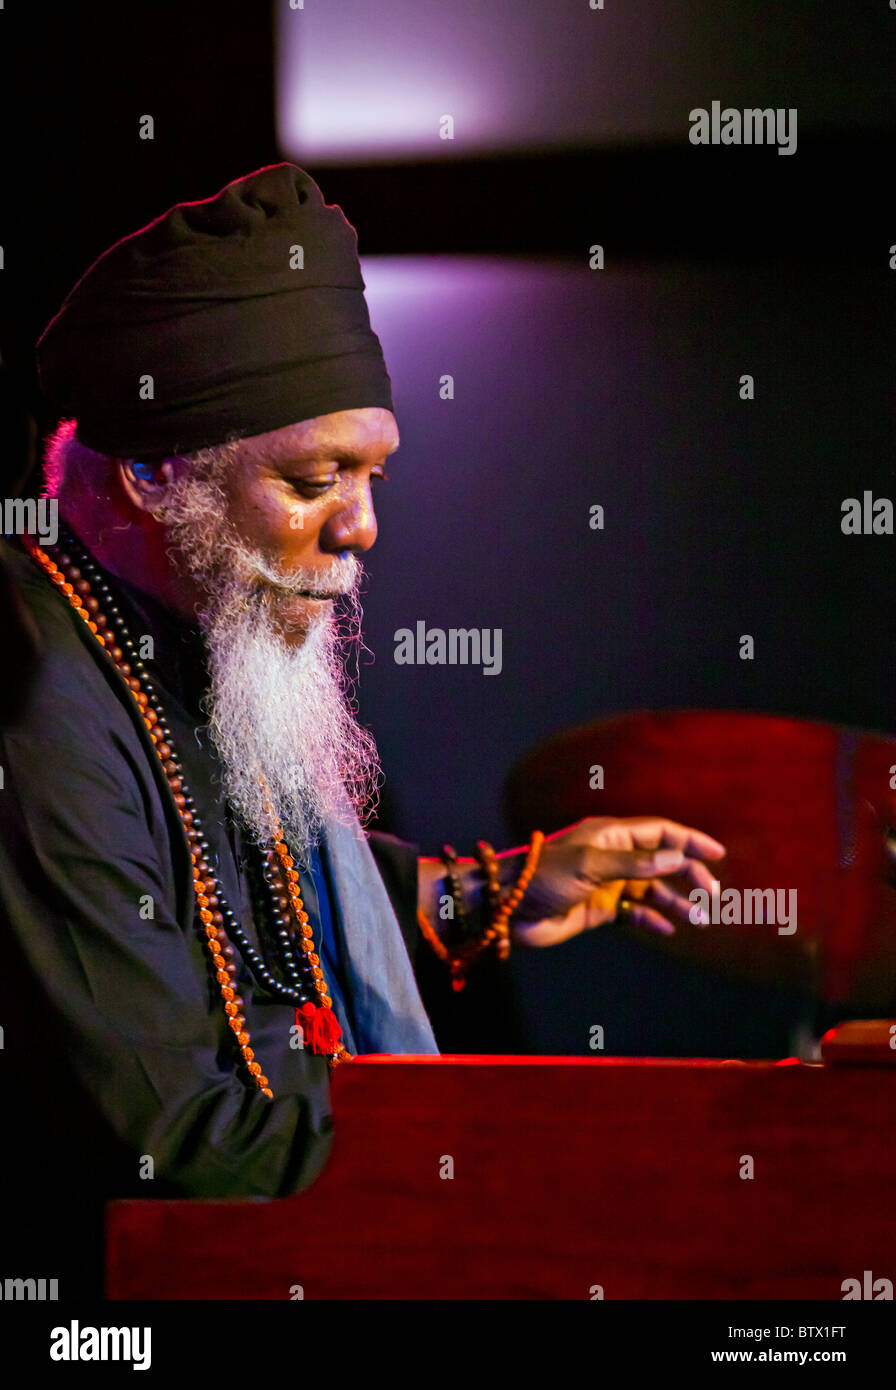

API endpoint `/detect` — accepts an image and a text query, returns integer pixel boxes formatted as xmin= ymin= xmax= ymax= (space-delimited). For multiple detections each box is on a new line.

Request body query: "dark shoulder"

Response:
xmin=0 ymin=537 xmax=137 ymax=753
xmin=366 ymin=830 xmax=420 ymax=961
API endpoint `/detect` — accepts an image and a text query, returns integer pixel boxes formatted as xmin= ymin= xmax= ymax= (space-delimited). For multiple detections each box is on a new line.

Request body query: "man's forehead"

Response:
xmin=240 ymin=409 xmax=399 ymax=464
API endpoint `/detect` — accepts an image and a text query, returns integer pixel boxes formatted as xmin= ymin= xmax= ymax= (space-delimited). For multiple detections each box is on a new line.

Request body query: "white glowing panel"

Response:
xmin=276 ymin=0 xmax=883 ymax=164
xmin=274 ymin=0 xmax=706 ymax=162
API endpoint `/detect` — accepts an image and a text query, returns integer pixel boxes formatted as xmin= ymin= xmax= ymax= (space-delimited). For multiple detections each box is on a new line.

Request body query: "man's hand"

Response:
xmin=506 ymin=816 xmax=726 ymax=946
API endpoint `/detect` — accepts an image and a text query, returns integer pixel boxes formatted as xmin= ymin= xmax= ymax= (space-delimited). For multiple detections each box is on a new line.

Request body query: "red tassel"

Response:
xmin=296 ymin=1002 xmax=343 ymax=1055
xmin=450 ymin=961 xmax=467 ymax=992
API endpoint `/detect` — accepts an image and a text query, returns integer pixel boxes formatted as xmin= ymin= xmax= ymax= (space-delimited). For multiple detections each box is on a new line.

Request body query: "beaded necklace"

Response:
xmin=22 ymin=525 xmax=350 ymax=1097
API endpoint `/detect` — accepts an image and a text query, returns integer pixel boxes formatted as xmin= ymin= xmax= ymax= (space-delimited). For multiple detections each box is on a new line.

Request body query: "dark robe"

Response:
xmin=0 ymin=534 xmax=430 ymax=1298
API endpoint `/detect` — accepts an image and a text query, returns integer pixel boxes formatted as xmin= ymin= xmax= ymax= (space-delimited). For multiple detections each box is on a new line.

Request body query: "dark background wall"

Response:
xmin=2 ymin=0 xmax=894 ymax=1056
xmin=355 ymin=257 xmax=896 ymax=851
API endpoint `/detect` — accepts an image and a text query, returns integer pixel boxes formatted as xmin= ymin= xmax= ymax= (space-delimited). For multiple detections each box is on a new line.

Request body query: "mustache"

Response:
xmin=217 ymin=546 xmax=364 ymax=602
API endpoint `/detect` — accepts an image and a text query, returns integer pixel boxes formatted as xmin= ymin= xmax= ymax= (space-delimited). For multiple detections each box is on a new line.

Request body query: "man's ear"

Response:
xmin=117 ymin=458 xmax=176 ymax=512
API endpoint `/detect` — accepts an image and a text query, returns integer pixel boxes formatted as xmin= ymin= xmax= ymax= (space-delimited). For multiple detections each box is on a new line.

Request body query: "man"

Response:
xmin=0 ymin=163 xmax=724 ymax=1296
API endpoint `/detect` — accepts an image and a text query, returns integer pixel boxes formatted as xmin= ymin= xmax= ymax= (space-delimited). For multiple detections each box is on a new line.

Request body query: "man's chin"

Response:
xmin=268 ymin=593 xmax=334 ymax=643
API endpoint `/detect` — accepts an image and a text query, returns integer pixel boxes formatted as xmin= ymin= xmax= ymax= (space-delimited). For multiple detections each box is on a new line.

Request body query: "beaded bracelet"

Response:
xmin=440 ymin=843 xmax=472 ymax=940
xmin=418 ymin=832 xmax=545 ymax=990
xmin=487 ymin=832 xmax=544 ymax=962
xmin=474 ymin=840 xmax=504 ymax=920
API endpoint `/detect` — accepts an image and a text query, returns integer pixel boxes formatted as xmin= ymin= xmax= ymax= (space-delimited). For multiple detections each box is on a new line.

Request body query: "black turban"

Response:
xmin=36 ymin=163 xmax=394 ymax=462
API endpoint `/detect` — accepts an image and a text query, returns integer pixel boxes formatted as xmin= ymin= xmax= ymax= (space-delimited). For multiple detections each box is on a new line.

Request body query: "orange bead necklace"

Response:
xmin=23 ymin=528 xmax=351 ymax=1097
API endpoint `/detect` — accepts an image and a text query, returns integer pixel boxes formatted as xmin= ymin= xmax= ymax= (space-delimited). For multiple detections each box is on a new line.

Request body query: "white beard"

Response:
xmin=150 ymin=457 xmax=382 ymax=865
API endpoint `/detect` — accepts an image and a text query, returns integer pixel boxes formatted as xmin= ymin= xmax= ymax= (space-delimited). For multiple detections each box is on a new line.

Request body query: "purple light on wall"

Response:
xmin=359 ymin=255 xmax=510 ymax=333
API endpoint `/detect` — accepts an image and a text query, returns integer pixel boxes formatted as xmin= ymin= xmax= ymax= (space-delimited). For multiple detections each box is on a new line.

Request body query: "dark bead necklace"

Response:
xmin=23 ymin=525 xmax=350 ymax=1095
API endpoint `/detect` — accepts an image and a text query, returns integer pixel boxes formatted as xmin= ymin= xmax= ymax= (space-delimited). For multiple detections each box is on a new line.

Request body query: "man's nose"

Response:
xmin=319 ymin=481 xmax=378 ymax=555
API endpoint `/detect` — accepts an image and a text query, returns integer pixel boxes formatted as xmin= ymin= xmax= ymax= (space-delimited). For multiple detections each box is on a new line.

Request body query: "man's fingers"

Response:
xmin=619 ymin=901 xmax=676 ymax=936
xmin=583 ymin=846 xmax=686 ymax=881
xmin=642 ymin=876 xmax=707 ymax=926
xmin=628 ymin=819 xmax=726 ymax=861
xmin=679 ymin=857 xmax=719 ymax=896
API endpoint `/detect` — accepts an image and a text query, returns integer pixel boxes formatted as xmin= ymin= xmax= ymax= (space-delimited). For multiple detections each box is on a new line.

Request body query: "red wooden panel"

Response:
xmin=503 ymin=711 xmax=896 ymax=1008
xmin=106 ymin=1056 xmax=896 ymax=1300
